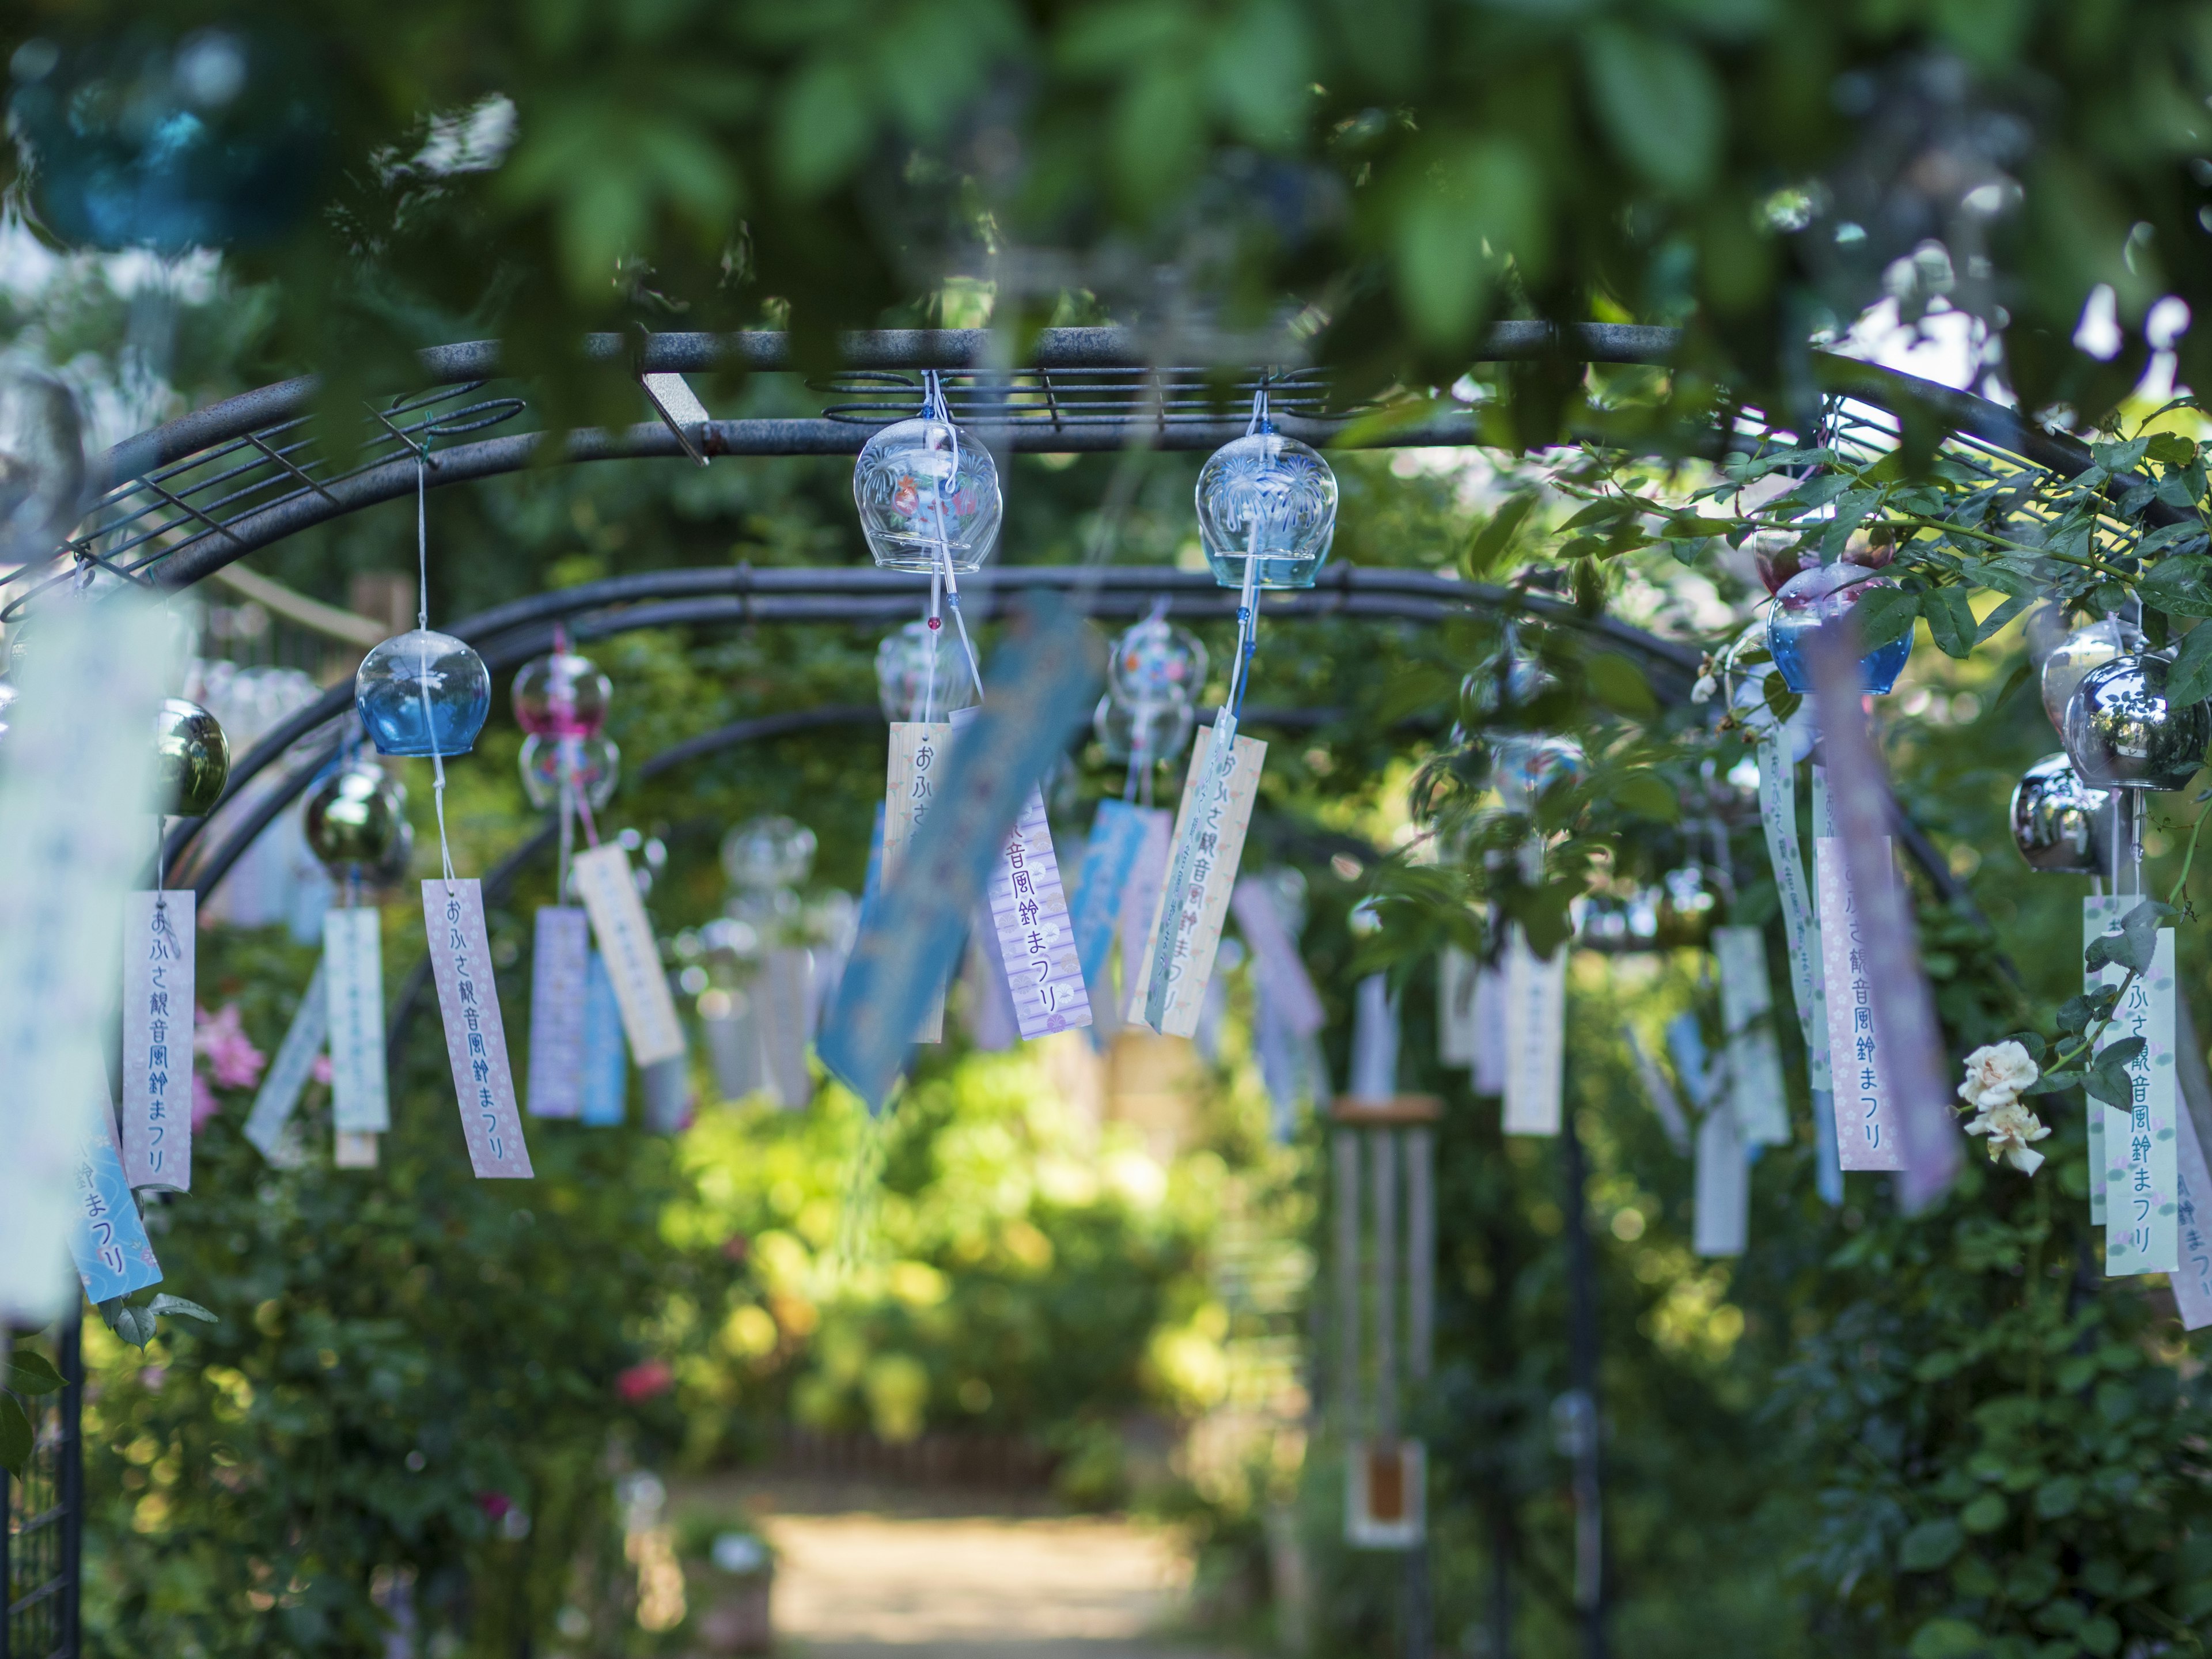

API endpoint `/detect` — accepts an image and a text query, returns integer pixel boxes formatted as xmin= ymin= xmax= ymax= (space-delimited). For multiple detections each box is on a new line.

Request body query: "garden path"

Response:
xmin=685 ymin=1477 xmax=1237 ymax=1659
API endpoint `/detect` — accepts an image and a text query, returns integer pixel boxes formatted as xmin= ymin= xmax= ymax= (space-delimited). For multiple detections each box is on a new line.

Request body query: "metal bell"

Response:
xmin=153 ymin=696 xmax=230 ymax=817
xmin=2061 ymin=653 xmax=2211 ymax=791
xmin=2009 ymin=753 xmax=2116 ymax=874
xmin=305 ymin=757 xmax=408 ymax=870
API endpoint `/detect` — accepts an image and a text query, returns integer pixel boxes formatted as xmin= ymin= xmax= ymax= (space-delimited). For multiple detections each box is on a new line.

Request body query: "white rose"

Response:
xmin=1963 ymin=1096 xmax=2051 ymax=1177
xmin=1957 ymin=1040 xmax=2040 ymax=1111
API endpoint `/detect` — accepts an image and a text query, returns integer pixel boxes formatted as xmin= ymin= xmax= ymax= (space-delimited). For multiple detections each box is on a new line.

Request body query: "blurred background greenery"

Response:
xmin=10 ymin=2 xmax=2212 ymax=1656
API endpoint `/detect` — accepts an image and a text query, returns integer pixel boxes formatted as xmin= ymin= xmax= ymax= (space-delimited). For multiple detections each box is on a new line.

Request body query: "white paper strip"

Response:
xmin=121 ymin=890 xmax=195 ymax=1192
xmin=986 ymin=787 xmax=1092 ymax=1038
xmin=1693 ymin=1089 xmax=1748 ymax=1257
xmin=885 ymin=721 xmax=955 ymax=1042
xmin=2084 ymin=896 xmax=2118 ymax=1227
xmin=1437 ymin=945 xmax=1479 ymax=1069
xmin=1816 ymin=835 xmax=1902 ymax=1171
xmin=699 ymin=986 xmax=760 ymax=1101
xmin=422 ymin=880 xmax=534 ymax=1179
xmin=573 ymin=843 xmax=685 ymax=1067
xmin=324 ymin=907 xmax=390 ymax=1134
xmin=244 ymin=960 xmax=326 ymax=1168
xmin=1501 ymin=926 xmax=1565 ymax=1136
xmin=757 ymin=947 xmax=813 ymax=1108
xmin=1347 ymin=975 xmax=1399 ymax=1100
xmin=2097 ymin=922 xmax=2178 ymax=1276
xmin=1713 ymin=925 xmax=1789 ymax=1145
xmin=580 ymin=950 xmax=628 ymax=1125
xmin=1472 ymin=962 xmax=1506 ymax=1097
xmin=1127 ymin=730 xmax=1266 ymax=1039
xmin=2175 ymin=1104 xmax=2212 ymax=1329
xmin=1756 ymin=733 xmax=1829 ymax=1091
xmin=0 ymin=596 xmax=169 ymax=1320
xmin=1117 ymin=806 xmax=1174 ymax=1018
xmin=334 ymin=1131 xmax=380 ymax=1168
xmin=1623 ymin=1025 xmax=1691 ymax=1154
xmin=527 ymin=906 xmax=590 ymax=1119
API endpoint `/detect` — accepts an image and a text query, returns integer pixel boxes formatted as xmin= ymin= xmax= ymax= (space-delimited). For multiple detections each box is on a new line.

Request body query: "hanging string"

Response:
xmin=922 ymin=371 xmax=986 ymax=702
xmin=923 ymin=574 xmax=942 ymax=725
xmin=1222 ymin=384 xmax=1271 ymax=721
xmin=412 ymin=460 xmax=457 ymax=888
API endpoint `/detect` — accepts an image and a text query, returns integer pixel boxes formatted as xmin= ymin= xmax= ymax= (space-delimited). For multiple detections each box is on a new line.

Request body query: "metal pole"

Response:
xmin=60 ymin=1312 xmax=81 ymax=1659
xmin=1563 ymin=1117 xmax=1606 ymax=1659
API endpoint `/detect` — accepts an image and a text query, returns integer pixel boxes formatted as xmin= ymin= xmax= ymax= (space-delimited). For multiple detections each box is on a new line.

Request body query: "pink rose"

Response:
xmin=615 ymin=1360 xmax=673 ymax=1403
xmin=191 ymin=1072 xmax=221 ymax=1130
xmin=475 ymin=1491 xmax=513 ymax=1521
xmin=195 ymin=1003 xmax=266 ymax=1090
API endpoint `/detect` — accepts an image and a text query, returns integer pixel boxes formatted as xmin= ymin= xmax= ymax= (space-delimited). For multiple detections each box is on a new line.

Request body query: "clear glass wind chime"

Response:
xmin=854 ymin=370 xmax=999 ymax=718
xmin=1130 ymin=383 xmax=1336 ymax=1037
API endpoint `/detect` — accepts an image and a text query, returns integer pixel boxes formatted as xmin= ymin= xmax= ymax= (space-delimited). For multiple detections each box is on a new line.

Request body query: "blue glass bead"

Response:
xmin=355 ymin=629 xmax=491 ymax=757
xmin=1766 ymin=562 xmax=1913 ymax=695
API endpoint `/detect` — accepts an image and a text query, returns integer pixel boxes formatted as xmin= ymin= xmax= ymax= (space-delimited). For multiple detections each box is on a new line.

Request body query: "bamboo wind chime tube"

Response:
xmin=1373 ymin=1126 xmax=1399 ymax=1441
xmin=1335 ymin=1127 xmax=1362 ymax=1430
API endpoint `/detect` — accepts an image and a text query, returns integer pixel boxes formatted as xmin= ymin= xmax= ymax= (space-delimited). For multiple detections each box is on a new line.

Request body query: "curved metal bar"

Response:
xmin=165 ymin=563 xmax=1706 ymax=894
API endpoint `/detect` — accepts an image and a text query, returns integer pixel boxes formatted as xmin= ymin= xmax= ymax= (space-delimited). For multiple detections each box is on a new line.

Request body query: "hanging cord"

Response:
xmin=921 ymin=372 xmax=986 ymax=701
xmin=1222 ymin=383 xmax=1271 ymax=720
xmin=923 ymin=574 xmax=942 ymax=724
xmin=412 ymin=460 xmax=456 ymax=889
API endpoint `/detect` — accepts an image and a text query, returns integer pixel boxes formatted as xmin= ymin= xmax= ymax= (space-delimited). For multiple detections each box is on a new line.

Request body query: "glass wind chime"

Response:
xmin=1065 ymin=612 xmax=1206 ymax=1046
xmin=711 ymin=815 xmax=820 ymax=1110
xmin=858 ymin=372 xmax=1090 ymax=1046
xmin=241 ymin=750 xmax=410 ymax=1168
xmin=347 ymin=455 xmax=533 ymax=1178
xmin=1127 ymin=385 xmax=1335 ymax=1040
xmin=1719 ymin=505 xmax=1916 ymax=1202
xmin=115 ymin=695 xmax=231 ymax=1200
xmin=2007 ymin=603 xmax=2203 ymax=1281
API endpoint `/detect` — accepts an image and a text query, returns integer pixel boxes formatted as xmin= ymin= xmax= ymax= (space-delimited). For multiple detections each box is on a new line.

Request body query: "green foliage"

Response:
xmin=661 ymin=1059 xmax=1222 ymax=1471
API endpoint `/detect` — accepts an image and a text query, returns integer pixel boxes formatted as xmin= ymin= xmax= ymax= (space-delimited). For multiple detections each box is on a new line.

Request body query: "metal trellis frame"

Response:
xmin=7 ymin=322 xmax=2110 ymax=1658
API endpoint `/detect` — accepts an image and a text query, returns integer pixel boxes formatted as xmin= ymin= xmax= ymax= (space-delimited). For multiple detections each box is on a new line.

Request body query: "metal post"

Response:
xmin=60 ymin=1314 xmax=81 ymax=1659
xmin=1563 ymin=1117 xmax=1606 ymax=1659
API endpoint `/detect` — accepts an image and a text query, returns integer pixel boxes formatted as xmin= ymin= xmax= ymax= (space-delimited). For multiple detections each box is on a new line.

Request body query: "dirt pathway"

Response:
xmin=753 ymin=1508 xmax=1234 ymax=1659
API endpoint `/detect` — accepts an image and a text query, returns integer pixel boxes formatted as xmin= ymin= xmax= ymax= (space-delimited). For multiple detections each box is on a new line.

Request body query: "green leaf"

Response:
xmin=1908 ymin=1616 xmax=1991 ymax=1659
xmin=147 ymin=1295 xmax=217 ymax=1325
xmin=1581 ymin=23 xmax=1722 ymax=195
xmin=99 ymin=1297 xmax=158 ymax=1350
xmin=774 ymin=58 xmax=874 ymax=199
xmin=1466 ymin=495 xmax=1537 ymax=578
xmin=1899 ymin=1518 xmax=1964 ymax=1570
xmin=0 ymin=1393 xmax=28 ymax=1480
xmin=1586 ymin=653 xmax=1657 ymax=717
xmin=1394 ymin=138 xmax=1542 ymax=345
xmin=2168 ymin=619 xmax=2212 ymax=706
xmin=1853 ymin=585 xmax=1922 ymax=652
xmin=2032 ymin=1474 xmax=2082 ymax=1518
xmin=1923 ymin=586 xmax=1978 ymax=658
xmin=2137 ymin=555 xmax=2212 ymax=619
xmin=6 ymin=1351 xmax=62 ymax=1396
xmin=1607 ymin=768 xmax=1679 ymax=823
xmin=1959 ymin=1491 xmax=2007 ymax=1534
xmin=2080 ymin=1614 xmax=2120 ymax=1657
